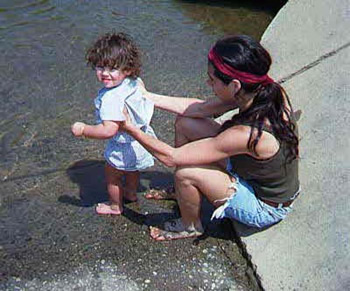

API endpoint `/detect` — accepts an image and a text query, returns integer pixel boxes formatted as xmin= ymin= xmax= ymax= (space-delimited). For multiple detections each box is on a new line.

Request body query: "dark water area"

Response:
xmin=0 ymin=0 xmax=279 ymax=181
xmin=0 ymin=0 xmax=282 ymax=289
xmin=0 ymin=0 xmax=274 ymax=180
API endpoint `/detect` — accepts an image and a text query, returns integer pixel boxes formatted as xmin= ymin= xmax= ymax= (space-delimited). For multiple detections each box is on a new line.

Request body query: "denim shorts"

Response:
xmin=211 ymin=165 xmax=295 ymax=228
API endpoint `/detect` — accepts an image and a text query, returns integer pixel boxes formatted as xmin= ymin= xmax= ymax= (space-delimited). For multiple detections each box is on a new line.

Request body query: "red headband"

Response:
xmin=208 ymin=48 xmax=274 ymax=85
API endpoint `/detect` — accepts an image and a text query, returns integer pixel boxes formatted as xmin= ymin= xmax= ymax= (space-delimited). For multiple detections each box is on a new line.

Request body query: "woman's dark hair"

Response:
xmin=86 ymin=32 xmax=141 ymax=78
xmin=213 ymin=35 xmax=299 ymax=161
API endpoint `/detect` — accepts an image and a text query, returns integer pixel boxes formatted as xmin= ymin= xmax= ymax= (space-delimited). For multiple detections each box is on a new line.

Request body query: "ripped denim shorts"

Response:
xmin=211 ymin=161 xmax=297 ymax=228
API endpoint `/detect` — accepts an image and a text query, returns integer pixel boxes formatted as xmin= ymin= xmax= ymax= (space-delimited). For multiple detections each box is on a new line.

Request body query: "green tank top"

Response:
xmin=229 ymin=121 xmax=299 ymax=203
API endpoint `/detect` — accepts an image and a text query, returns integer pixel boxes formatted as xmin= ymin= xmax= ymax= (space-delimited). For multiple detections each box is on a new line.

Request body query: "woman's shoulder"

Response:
xmin=224 ymin=123 xmax=251 ymax=134
xmin=217 ymin=125 xmax=251 ymax=153
xmin=221 ymin=124 xmax=279 ymax=159
xmin=221 ymin=122 xmax=253 ymax=135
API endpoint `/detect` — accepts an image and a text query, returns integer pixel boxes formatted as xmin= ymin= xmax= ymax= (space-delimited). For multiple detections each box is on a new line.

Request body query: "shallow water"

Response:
xmin=0 ymin=0 xmax=279 ymax=179
xmin=0 ymin=0 xmax=280 ymax=289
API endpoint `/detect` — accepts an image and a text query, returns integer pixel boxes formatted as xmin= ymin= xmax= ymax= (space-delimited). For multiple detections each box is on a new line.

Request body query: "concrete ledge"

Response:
xmin=262 ymin=0 xmax=350 ymax=81
xmin=232 ymin=0 xmax=350 ymax=290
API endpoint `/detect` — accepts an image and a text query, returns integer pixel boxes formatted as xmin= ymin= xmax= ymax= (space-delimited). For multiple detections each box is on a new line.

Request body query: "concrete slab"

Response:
xmin=232 ymin=0 xmax=350 ymax=290
xmin=236 ymin=45 xmax=350 ymax=291
xmin=261 ymin=0 xmax=350 ymax=81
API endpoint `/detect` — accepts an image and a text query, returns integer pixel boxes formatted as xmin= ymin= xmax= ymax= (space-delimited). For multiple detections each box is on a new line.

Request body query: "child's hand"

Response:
xmin=71 ymin=122 xmax=86 ymax=137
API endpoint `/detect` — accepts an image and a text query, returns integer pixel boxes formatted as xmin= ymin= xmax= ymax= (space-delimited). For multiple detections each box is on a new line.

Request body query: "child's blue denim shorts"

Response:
xmin=211 ymin=163 xmax=296 ymax=228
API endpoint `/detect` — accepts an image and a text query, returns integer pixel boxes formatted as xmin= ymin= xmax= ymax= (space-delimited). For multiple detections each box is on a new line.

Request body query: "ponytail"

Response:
xmin=222 ymin=82 xmax=299 ymax=162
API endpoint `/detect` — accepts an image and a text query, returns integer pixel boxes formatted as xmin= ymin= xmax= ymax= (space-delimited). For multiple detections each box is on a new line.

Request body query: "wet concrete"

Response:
xmin=0 ymin=158 xmax=254 ymax=290
xmin=0 ymin=0 xmax=284 ymax=289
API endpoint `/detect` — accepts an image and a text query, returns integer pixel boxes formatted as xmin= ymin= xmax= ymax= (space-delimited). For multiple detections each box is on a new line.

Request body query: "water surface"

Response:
xmin=0 ymin=1 xmax=280 ymax=289
xmin=0 ymin=0 xmax=277 ymax=181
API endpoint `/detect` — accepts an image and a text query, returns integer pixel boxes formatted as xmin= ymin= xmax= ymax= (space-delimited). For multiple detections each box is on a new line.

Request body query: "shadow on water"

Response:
xmin=232 ymin=218 xmax=281 ymax=237
xmin=0 ymin=0 xmax=287 ymax=288
xmin=63 ymin=159 xmax=175 ymax=207
xmin=176 ymin=0 xmax=287 ymax=10
xmin=63 ymin=160 xmax=108 ymax=207
xmin=123 ymin=204 xmax=239 ymax=242
xmin=130 ymin=190 xmax=240 ymax=242
xmin=174 ymin=0 xmax=287 ymax=38
xmin=62 ymin=159 xmax=237 ymax=241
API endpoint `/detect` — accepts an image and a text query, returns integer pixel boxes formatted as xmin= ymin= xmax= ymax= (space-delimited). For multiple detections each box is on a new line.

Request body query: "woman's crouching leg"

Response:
xmin=174 ymin=115 xmax=221 ymax=147
xmin=175 ymin=165 xmax=235 ymax=231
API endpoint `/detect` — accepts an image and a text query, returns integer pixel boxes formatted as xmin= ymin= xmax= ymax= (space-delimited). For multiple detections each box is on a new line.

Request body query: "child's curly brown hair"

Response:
xmin=86 ymin=32 xmax=141 ymax=78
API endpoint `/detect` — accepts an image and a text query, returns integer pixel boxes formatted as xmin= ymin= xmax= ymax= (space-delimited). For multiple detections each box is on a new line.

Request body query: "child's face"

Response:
xmin=95 ymin=66 xmax=129 ymax=88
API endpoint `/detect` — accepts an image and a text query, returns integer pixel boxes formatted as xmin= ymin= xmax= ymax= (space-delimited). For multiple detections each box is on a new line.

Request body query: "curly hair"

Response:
xmin=86 ymin=32 xmax=141 ymax=78
xmin=213 ymin=35 xmax=299 ymax=162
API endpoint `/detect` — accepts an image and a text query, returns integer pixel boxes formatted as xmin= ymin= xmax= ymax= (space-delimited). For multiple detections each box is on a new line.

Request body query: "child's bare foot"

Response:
xmin=96 ymin=203 xmax=122 ymax=215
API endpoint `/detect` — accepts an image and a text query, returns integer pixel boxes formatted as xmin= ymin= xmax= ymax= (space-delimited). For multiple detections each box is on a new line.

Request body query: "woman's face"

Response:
xmin=206 ymin=64 xmax=233 ymax=102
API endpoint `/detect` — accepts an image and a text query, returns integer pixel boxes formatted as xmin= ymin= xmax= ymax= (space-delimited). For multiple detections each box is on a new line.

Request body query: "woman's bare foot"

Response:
xmin=144 ymin=187 xmax=176 ymax=200
xmin=96 ymin=203 xmax=122 ymax=215
xmin=150 ymin=218 xmax=203 ymax=241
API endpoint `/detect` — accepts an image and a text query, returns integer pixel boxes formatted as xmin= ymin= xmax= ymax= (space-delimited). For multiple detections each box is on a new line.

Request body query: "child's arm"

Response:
xmin=71 ymin=120 xmax=119 ymax=139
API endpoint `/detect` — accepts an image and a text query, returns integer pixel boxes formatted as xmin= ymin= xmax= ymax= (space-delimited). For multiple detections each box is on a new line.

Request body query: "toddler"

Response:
xmin=71 ymin=32 xmax=156 ymax=215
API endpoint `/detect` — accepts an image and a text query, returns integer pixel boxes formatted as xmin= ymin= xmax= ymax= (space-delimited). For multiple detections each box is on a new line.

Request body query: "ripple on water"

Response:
xmin=0 ymin=1 xmax=283 ymax=289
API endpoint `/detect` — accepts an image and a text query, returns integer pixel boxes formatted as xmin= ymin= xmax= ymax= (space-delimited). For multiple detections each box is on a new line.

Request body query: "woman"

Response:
xmin=122 ymin=35 xmax=300 ymax=241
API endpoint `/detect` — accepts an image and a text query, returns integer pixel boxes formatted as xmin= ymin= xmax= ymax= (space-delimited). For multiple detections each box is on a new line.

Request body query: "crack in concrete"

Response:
xmin=277 ymin=41 xmax=350 ymax=84
xmin=230 ymin=223 xmax=264 ymax=291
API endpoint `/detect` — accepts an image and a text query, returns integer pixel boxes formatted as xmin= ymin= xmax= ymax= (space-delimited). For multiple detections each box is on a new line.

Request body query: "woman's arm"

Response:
xmin=121 ymin=121 xmax=249 ymax=167
xmin=146 ymin=91 xmax=204 ymax=115
xmin=138 ymin=78 xmax=237 ymax=117
xmin=71 ymin=120 xmax=119 ymax=139
xmin=146 ymin=91 xmax=238 ymax=118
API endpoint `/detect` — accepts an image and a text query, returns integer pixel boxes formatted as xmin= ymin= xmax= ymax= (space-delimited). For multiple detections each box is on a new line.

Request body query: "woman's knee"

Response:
xmin=176 ymin=165 xmax=236 ymax=203
xmin=175 ymin=166 xmax=198 ymax=185
xmin=175 ymin=115 xmax=220 ymax=141
xmin=175 ymin=116 xmax=193 ymax=136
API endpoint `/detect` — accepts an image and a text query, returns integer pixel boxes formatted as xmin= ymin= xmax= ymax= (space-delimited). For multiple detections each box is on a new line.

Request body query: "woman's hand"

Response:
xmin=120 ymin=107 xmax=134 ymax=133
xmin=137 ymin=78 xmax=149 ymax=98
xmin=71 ymin=122 xmax=86 ymax=137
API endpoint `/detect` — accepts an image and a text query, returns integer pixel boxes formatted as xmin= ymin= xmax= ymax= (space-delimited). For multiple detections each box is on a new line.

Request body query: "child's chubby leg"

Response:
xmin=96 ymin=164 xmax=124 ymax=215
xmin=124 ymin=171 xmax=139 ymax=202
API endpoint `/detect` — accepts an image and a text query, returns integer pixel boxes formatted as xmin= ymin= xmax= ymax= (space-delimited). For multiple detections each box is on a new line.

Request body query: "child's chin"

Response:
xmin=104 ymin=82 xmax=120 ymax=88
xmin=104 ymin=83 xmax=115 ymax=88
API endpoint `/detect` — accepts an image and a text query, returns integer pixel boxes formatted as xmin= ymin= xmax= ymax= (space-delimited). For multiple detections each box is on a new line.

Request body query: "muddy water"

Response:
xmin=0 ymin=0 xmax=280 ymax=290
